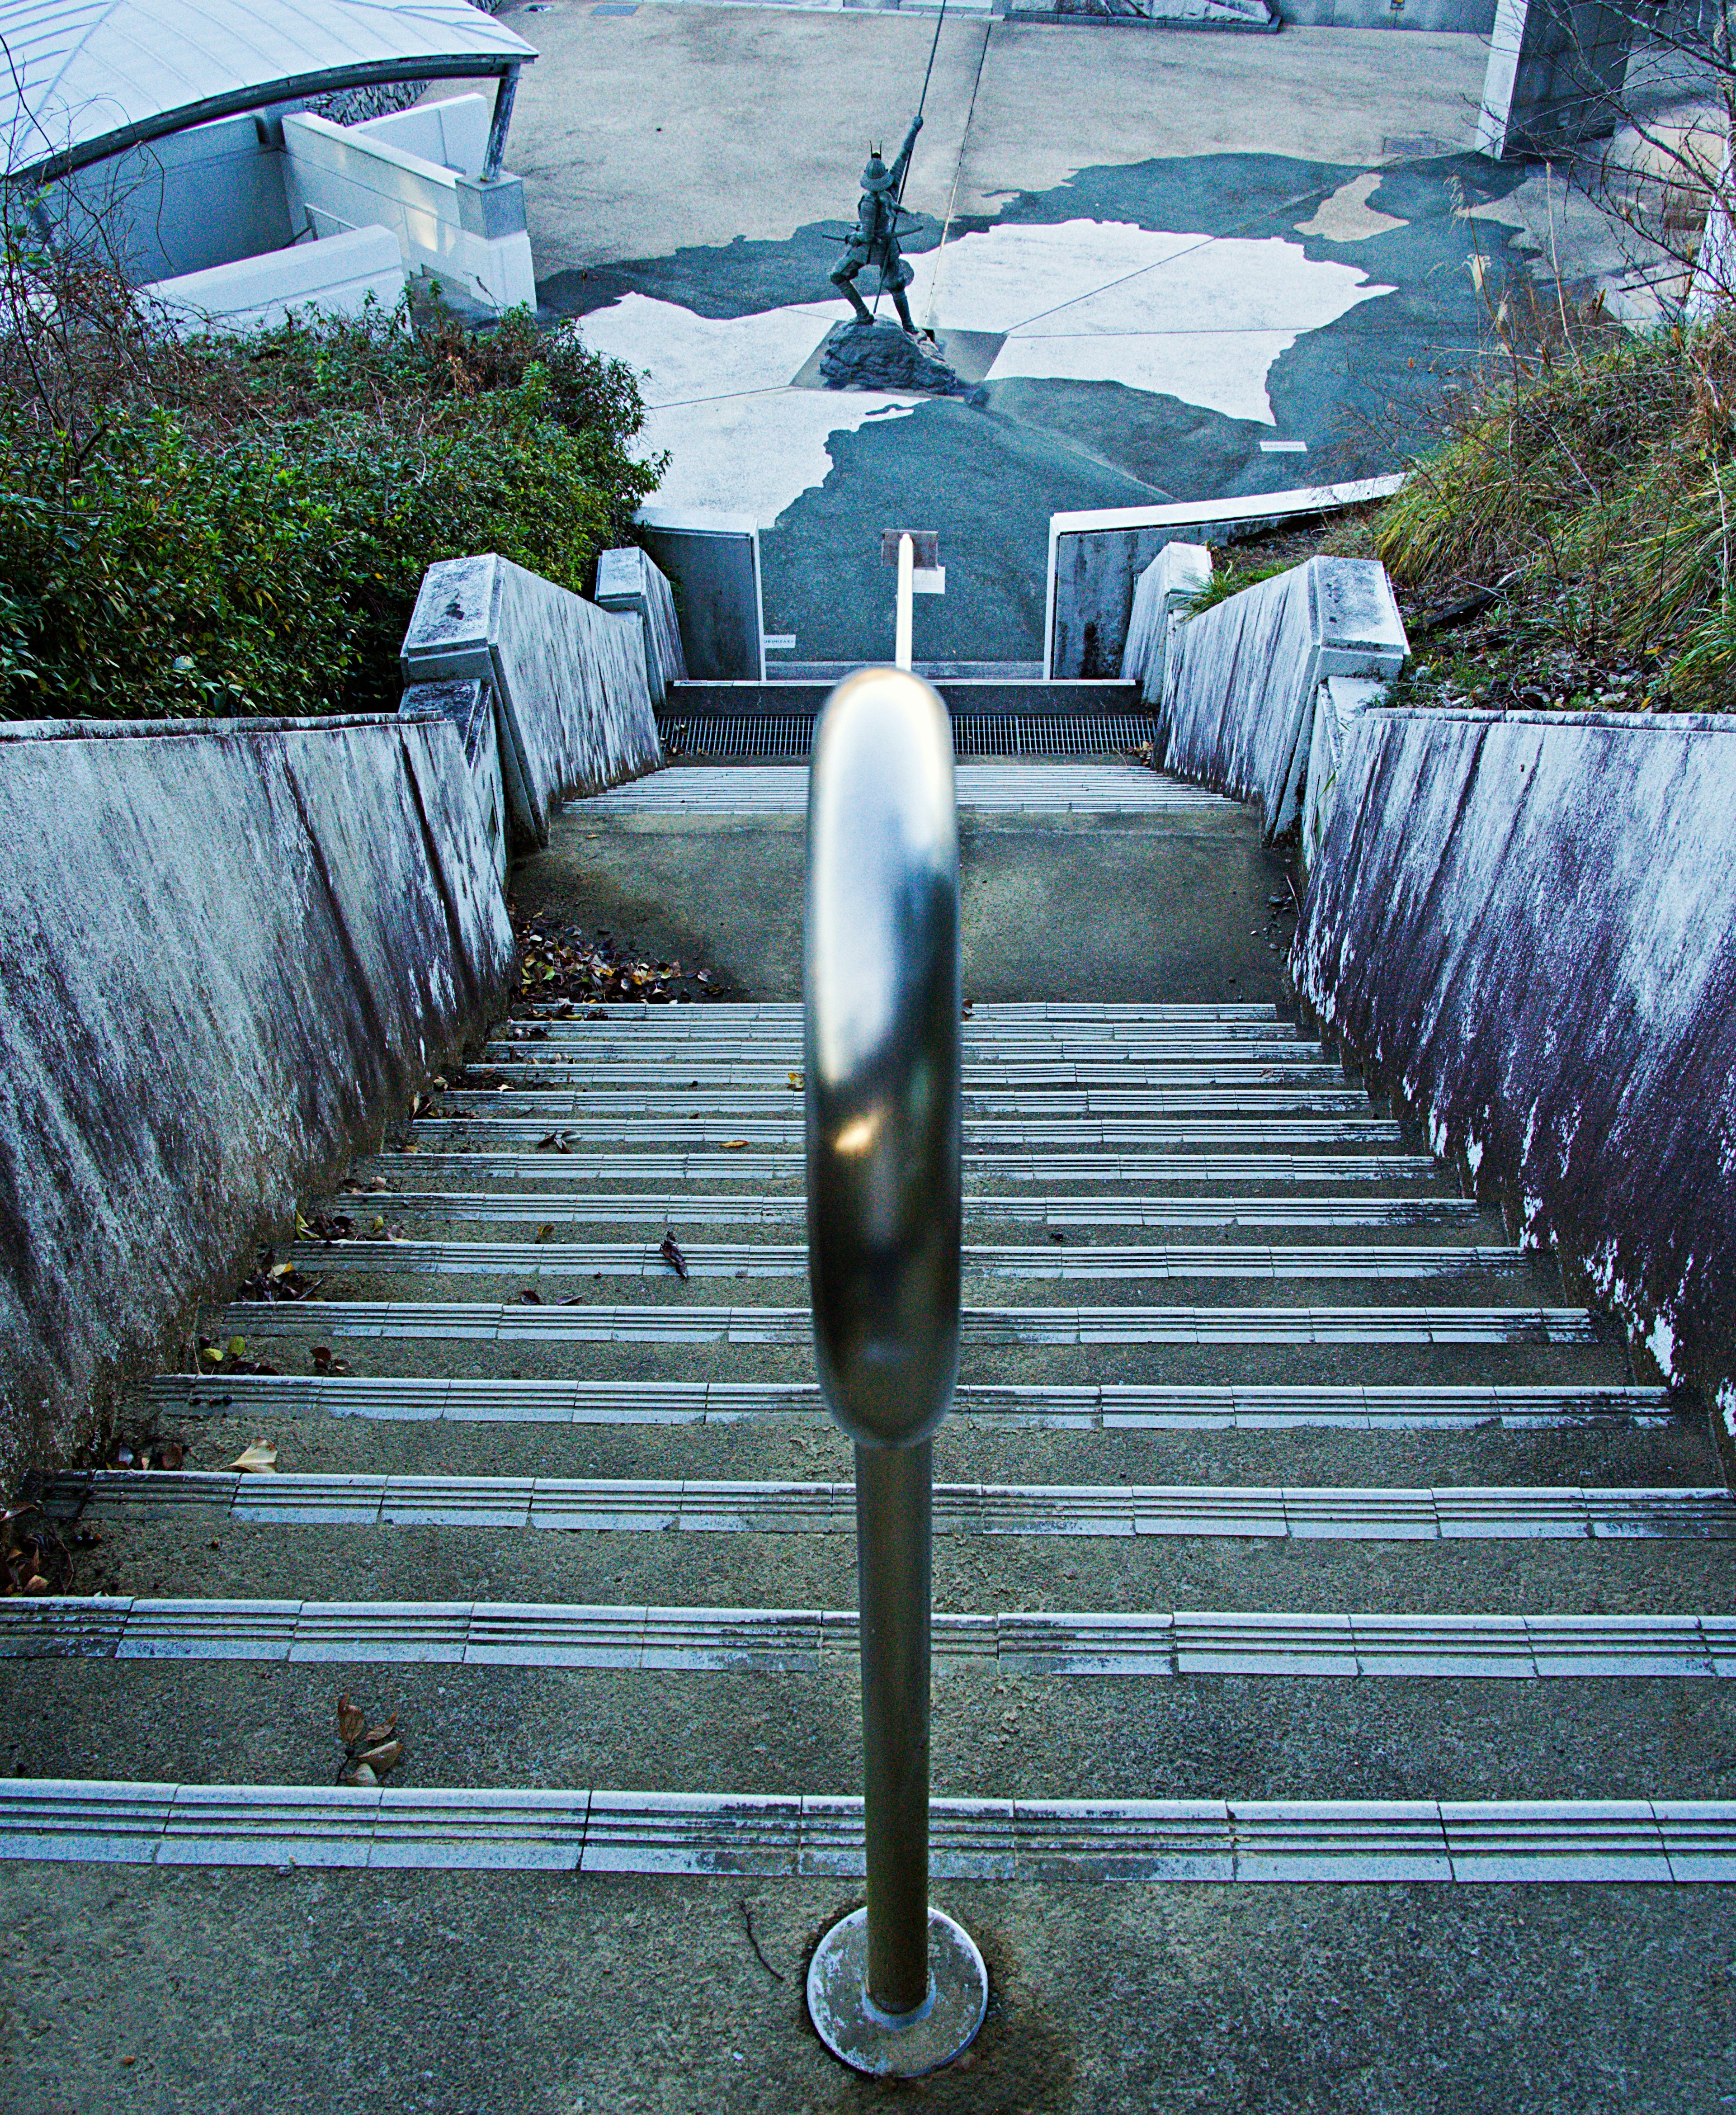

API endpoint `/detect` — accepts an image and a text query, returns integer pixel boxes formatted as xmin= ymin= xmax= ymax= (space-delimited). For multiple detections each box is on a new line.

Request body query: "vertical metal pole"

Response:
xmin=482 ymin=64 xmax=520 ymax=183
xmin=803 ymin=666 xmax=986 ymax=2078
xmin=855 ymin=1440 xmax=931 ymax=2016
xmin=895 ymin=532 xmax=915 ymax=671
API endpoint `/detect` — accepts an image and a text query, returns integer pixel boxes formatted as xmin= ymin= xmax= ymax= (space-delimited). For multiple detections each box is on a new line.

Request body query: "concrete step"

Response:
xmin=577 ymin=765 xmax=1227 ymax=816
xmin=289 ymin=1239 xmax=1527 ymax=1283
xmin=429 ymin=1085 xmax=1381 ymax=1118
xmin=138 ymin=1371 xmax=1677 ymax=1431
xmin=663 ymin=682 xmax=1142 ymax=718
xmin=48 ymin=1471 xmax=1736 ymax=1543
xmin=359 ymin=1191 xmax=1485 ymax=1231
xmin=9 ymin=1597 xmax=1735 ymax=1679
xmin=5 ymin=1779 xmax=1730 ymax=1883
xmin=409 ymin=1115 xmax=1409 ymax=1148
xmin=228 ymin=1299 xmax=1599 ymax=1350
xmin=356 ymin=1148 xmax=1444 ymax=1188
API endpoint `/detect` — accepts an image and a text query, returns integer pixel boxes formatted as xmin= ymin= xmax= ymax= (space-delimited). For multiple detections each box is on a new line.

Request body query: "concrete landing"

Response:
xmin=514 ymin=765 xmax=1295 ymax=1000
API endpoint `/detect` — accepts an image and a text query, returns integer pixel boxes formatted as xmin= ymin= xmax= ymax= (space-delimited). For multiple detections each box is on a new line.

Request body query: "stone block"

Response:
xmin=401 ymin=552 xmax=661 ymax=849
xmin=1124 ymin=542 xmax=1212 ymax=703
xmin=1158 ymin=555 xmax=1407 ymax=840
xmin=594 ymin=547 xmax=689 ymax=707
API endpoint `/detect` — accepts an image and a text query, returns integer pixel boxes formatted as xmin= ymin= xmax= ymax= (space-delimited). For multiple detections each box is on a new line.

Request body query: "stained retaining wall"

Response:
xmin=0 ymin=548 xmax=669 ymax=1488
xmin=1293 ymin=703 xmax=1736 ymax=1478
xmin=0 ymin=709 xmax=515 ymax=1489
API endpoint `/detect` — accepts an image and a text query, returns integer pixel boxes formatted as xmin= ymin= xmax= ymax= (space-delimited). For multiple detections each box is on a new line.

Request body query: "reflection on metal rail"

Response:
xmin=802 ymin=667 xmax=988 ymax=2078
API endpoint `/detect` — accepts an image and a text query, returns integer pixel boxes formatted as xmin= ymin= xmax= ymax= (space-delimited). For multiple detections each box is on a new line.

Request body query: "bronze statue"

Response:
xmin=830 ymin=114 xmax=924 ymax=335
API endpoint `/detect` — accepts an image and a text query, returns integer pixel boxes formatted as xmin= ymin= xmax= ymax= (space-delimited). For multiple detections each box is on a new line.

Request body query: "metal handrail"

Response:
xmin=802 ymin=666 xmax=986 ymax=2077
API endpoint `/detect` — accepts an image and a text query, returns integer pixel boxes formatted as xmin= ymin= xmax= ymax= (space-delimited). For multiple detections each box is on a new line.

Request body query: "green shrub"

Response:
xmin=0 ymin=293 xmax=660 ymax=720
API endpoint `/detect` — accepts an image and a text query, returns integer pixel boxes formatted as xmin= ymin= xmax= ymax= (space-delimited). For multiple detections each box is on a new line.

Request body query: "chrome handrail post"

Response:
xmin=802 ymin=666 xmax=987 ymax=2078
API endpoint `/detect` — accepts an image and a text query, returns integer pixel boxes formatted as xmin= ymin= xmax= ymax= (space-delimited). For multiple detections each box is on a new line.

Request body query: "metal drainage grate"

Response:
xmin=659 ymin=714 xmax=1159 ymax=760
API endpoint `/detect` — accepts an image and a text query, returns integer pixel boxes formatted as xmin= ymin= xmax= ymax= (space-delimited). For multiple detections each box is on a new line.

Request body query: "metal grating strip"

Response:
xmin=658 ymin=715 xmax=1160 ymax=760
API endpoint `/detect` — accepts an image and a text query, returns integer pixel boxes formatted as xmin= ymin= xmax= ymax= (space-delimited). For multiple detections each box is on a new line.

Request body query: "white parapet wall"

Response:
xmin=401 ymin=552 xmax=662 ymax=848
xmin=349 ymin=94 xmax=493 ymax=179
xmin=141 ymin=225 xmax=407 ymax=337
xmin=281 ymin=109 xmax=536 ymax=315
xmin=1156 ymin=554 xmax=1408 ymax=842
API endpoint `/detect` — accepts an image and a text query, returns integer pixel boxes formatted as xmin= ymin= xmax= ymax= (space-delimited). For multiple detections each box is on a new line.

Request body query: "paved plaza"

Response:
xmin=503 ymin=6 xmax=1541 ymax=658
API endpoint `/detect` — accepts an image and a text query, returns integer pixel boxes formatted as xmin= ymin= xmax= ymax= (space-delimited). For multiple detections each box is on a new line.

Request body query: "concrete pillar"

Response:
xmin=1475 ymin=0 xmax=1634 ymax=160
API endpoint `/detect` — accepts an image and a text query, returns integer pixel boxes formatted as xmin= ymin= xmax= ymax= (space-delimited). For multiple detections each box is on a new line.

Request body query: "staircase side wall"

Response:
xmin=401 ymin=553 xmax=662 ymax=850
xmin=1293 ymin=703 xmax=1736 ymax=1477
xmin=1157 ymin=557 xmax=1407 ymax=841
xmin=0 ymin=712 xmax=514 ymax=1489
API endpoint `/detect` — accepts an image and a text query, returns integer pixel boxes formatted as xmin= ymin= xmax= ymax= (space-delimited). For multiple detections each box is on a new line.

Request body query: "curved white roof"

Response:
xmin=0 ymin=0 xmax=537 ymax=179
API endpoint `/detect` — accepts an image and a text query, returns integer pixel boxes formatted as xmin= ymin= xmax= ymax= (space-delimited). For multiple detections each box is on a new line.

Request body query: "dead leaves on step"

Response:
xmin=1 ymin=1501 xmax=71 ymax=1596
xmin=659 ymin=1231 xmax=689 ymax=1281
xmin=508 ymin=914 xmax=717 ymax=1017
xmin=197 ymin=1335 xmax=277 ymax=1376
xmin=335 ymin=1694 xmax=406 ymax=1787
xmin=229 ymin=1440 xmax=278 ymax=1474
xmin=237 ymin=1246 xmax=321 ymax=1303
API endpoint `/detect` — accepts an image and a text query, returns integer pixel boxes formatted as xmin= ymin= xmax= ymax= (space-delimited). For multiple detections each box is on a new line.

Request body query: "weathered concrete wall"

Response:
xmin=1476 ymin=0 xmax=1632 ymax=159
xmin=595 ymin=546 xmax=688 ymax=708
xmin=1157 ymin=556 xmax=1407 ymax=841
xmin=1293 ymin=704 xmax=1736 ymax=1470
xmin=401 ymin=553 xmax=661 ymax=850
xmin=1124 ymin=542 xmax=1212 ymax=703
xmin=637 ymin=510 xmax=766 ymax=683
xmin=0 ymin=712 xmax=514 ymax=1489
xmin=1047 ymin=478 xmax=1406 ymax=680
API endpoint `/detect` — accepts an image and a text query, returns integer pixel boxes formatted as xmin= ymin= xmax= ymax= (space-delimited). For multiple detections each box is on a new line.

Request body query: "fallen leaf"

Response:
xmin=358 ymin=1737 xmax=404 ymax=1774
xmin=519 ymin=1288 xmax=543 ymax=1304
xmin=156 ymin=1440 xmax=185 ymax=1471
xmin=340 ymin=1762 xmax=378 ymax=1788
xmin=787 ymin=1071 xmax=803 ymax=1091
xmin=337 ymin=1696 xmax=365 ymax=1745
xmin=720 ymin=1139 xmax=749 ymax=1152
xmin=365 ymin=1714 xmax=397 ymax=1742
xmin=535 ymin=1223 xmax=555 ymax=1242
xmin=660 ymin=1232 xmax=689 ymax=1282
xmin=230 ymin=1441 xmax=278 ymax=1474
xmin=535 ymin=1132 xmax=574 ymax=1155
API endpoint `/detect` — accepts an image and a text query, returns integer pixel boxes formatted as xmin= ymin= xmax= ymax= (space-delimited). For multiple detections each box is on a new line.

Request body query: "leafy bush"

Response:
xmin=0 ymin=277 xmax=660 ymax=720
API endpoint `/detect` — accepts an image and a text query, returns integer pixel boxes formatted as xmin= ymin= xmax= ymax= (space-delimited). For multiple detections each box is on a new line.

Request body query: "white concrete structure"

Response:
xmin=4 ymin=0 xmax=538 ymax=328
xmin=283 ymin=107 xmax=536 ymax=315
xmin=142 ymin=225 xmax=406 ymax=337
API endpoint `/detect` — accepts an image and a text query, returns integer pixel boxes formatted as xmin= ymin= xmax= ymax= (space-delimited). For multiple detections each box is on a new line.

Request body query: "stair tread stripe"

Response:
xmin=5 ymin=1600 xmax=1728 ymax=1674
xmin=356 ymin=1153 xmax=1440 ymax=1185
xmin=289 ymin=1240 xmax=1523 ymax=1280
xmin=224 ymin=1300 xmax=1599 ymax=1346
xmin=139 ymin=1376 xmax=1667 ymax=1427
xmin=354 ymin=1194 xmax=1481 ymax=1227
xmin=2 ymin=1783 xmax=1727 ymax=1879
xmin=47 ymin=1473 xmax=1733 ymax=1540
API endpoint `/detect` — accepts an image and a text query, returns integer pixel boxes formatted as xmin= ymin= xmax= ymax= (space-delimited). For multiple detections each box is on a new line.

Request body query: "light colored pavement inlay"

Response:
xmin=228 ymin=1300 xmax=1600 ymax=1347
xmin=291 ymin=1238 xmax=1521 ymax=1281
xmin=140 ymin=1375 xmax=1675 ymax=1430
xmin=576 ymin=766 xmax=1227 ymax=816
xmin=2 ymin=1781 xmax=1728 ymax=1880
xmin=6 ymin=1600 xmax=1735 ymax=1676
xmin=3 ymin=1776 xmax=1717 ymax=1878
xmin=409 ymin=1117 xmax=1408 ymax=1147
xmin=47 ymin=1473 xmax=1734 ymax=1542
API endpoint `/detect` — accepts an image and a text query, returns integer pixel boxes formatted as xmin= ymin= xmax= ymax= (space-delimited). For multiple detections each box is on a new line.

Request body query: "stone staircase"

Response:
xmin=5 ymin=755 xmax=1734 ymax=2106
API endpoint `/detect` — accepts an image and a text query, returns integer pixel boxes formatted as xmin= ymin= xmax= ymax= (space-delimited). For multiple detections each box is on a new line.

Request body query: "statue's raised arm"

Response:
xmin=887 ymin=112 xmax=924 ymax=193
